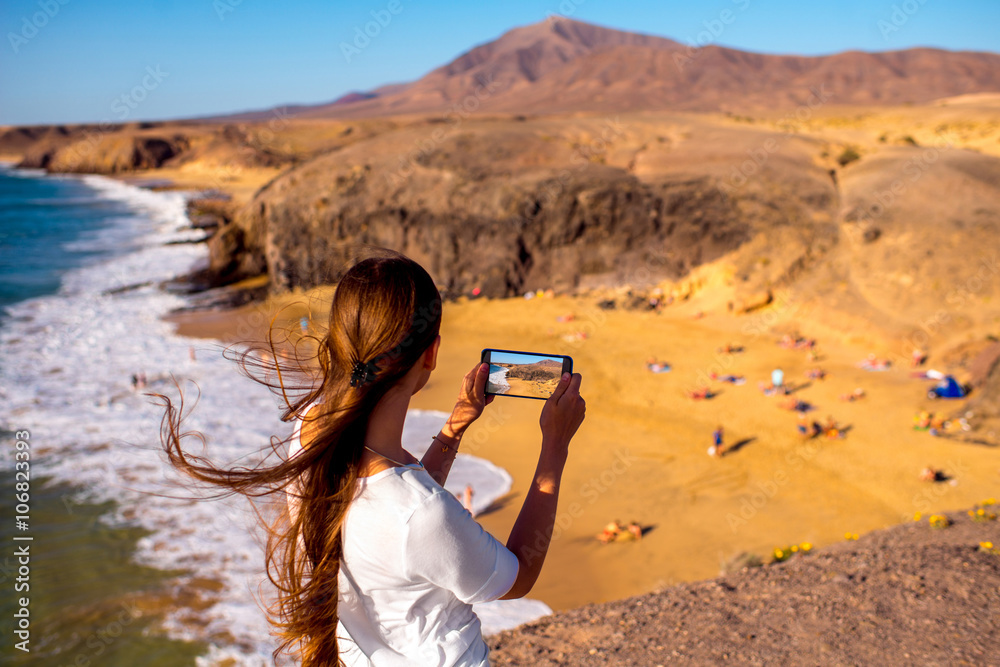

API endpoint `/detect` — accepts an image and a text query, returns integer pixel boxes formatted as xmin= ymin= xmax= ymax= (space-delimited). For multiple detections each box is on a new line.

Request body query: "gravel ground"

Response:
xmin=489 ymin=507 xmax=1000 ymax=666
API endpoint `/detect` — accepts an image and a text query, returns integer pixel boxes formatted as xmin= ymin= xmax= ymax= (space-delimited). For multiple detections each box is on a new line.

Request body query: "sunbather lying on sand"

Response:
xmin=646 ymin=358 xmax=672 ymax=373
xmin=797 ymin=415 xmax=821 ymax=439
xmin=839 ymin=388 xmax=866 ymax=401
xmin=859 ymin=354 xmax=891 ymax=371
xmin=778 ymin=396 xmax=811 ymax=412
xmin=758 ymin=381 xmax=786 ymax=396
xmin=919 ymin=466 xmax=945 ymax=482
xmin=598 ymin=520 xmax=625 ymax=543
xmin=779 ymin=334 xmax=816 ymax=350
xmin=823 ymin=415 xmax=844 ymax=438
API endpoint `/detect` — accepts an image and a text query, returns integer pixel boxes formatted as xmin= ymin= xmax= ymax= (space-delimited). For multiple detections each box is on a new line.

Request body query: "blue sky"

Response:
xmin=1 ymin=0 xmax=998 ymax=126
xmin=489 ymin=351 xmax=564 ymax=366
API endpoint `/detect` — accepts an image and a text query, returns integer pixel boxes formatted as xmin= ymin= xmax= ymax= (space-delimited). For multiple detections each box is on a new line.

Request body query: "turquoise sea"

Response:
xmin=0 ymin=165 xmax=546 ymax=665
xmin=0 ymin=165 xmax=208 ymax=665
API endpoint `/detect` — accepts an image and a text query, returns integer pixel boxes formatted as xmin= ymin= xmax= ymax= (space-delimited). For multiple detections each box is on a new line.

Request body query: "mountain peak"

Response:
xmin=288 ymin=18 xmax=1000 ymax=119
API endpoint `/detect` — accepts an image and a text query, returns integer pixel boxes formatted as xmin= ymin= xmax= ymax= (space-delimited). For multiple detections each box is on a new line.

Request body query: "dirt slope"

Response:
xmin=488 ymin=508 xmax=1000 ymax=666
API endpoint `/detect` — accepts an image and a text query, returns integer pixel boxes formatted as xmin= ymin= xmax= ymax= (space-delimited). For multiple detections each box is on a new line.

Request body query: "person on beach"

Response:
xmin=462 ymin=483 xmax=475 ymax=516
xmin=646 ymin=357 xmax=671 ymax=373
xmin=709 ymin=426 xmax=724 ymax=457
xmin=771 ymin=368 xmax=785 ymax=393
xmin=687 ymin=386 xmax=714 ymax=400
xmin=154 ymin=254 xmax=586 ymax=666
xmin=626 ymin=521 xmax=643 ymax=541
xmin=598 ymin=520 xmax=624 ymax=543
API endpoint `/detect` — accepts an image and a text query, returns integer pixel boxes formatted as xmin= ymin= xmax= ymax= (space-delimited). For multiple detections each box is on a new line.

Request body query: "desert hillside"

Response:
xmin=222 ymin=18 xmax=1000 ymax=119
xmin=488 ymin=506 xmax=1000 ymax=665
xmin=3 ymin=99 xmax=998 ymax=353
xmin=2 ymin=19 xmax=998 ymax=405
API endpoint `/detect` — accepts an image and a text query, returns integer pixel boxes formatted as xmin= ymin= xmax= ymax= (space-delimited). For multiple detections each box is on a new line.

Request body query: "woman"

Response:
xmin=155 ymin=253 xmax=586 ymax=666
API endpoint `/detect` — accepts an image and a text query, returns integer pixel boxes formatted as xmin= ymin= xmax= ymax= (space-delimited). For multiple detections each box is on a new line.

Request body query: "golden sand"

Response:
xmin=167 ymin=291 xmax=1000 ymax=612
xmin=500 ymin=376 xmax=558 ymax=400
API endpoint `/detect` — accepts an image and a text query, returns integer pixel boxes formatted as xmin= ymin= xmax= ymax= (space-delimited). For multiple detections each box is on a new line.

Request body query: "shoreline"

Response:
xmin=11 ymin=154 xmax=997 ymax=616
xmin=165 ymin=289 xmax=1000 ymax=613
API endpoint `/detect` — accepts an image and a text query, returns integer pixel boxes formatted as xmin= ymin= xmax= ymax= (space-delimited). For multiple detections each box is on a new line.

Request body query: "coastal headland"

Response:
xmin=5 ymin=16 xmax=1000 ymax=658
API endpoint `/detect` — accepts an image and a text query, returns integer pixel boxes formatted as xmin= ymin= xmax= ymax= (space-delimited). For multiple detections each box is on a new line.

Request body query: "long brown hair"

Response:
xmin=153 ymin=253 xmax=442 ymax=665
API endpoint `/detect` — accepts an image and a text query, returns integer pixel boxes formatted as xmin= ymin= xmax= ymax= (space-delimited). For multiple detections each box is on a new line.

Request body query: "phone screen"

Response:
xmin=481 ymin=349 xmax=573 ymax=400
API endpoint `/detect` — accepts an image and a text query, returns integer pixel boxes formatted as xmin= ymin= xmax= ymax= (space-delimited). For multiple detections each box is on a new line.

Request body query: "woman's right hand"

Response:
xmin=539 ymin=372 xmax=585 ymax=453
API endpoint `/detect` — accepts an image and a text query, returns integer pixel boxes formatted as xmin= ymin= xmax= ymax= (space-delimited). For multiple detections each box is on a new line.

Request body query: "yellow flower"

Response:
xmin=985 ymin=498 xmax=996 ymax=505
xmin=913 ymin=512 xmax=922 ymax=521
xmin=981 ymin=541 xmax=994 ymax=550
xmin=801 ymin=542 xmax=813 ymax=552
xmin=978 ymin=508 xmax=986 ymax=516
xmin=791 ymin=545 xmax=799 ymax=553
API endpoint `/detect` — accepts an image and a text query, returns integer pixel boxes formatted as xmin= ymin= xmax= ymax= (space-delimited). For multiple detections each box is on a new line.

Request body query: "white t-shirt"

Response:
xmin=288 ymin=414 xmax=518 ymax=666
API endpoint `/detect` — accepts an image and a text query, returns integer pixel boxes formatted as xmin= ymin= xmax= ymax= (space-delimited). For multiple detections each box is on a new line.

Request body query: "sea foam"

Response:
xmin=0 ymin=174 xmax=549 ymax=664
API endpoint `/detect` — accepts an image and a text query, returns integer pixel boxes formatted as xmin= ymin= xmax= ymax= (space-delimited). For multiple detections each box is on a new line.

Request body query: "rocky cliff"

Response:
xmin=229 ymin=115 xmax=838 ymax=300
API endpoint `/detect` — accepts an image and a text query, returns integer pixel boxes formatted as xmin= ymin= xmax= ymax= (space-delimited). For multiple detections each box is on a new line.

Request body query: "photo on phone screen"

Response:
xmin=481 ymin=349 xmax=573 ymax=401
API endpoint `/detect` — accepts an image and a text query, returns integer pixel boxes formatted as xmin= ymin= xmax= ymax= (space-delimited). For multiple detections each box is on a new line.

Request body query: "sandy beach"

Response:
xmin=168 ymin=289 xmax=1000 ymax=613
xmin=500 ymin=375 xmax=558 ymax=399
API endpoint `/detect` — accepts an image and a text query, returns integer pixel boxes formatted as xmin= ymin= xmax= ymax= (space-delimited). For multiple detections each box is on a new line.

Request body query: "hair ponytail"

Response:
xmin=153 ymin=252 xmax=442 ymax=666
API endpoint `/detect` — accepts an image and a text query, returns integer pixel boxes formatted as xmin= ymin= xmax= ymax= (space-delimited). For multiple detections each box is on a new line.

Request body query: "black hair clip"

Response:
xmin=350 ymin=360 xmax=378 ymax=387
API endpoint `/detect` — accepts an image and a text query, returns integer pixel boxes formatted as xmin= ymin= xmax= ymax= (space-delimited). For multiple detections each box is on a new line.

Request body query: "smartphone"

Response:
xmin=481 ymin=348 xmax=573 ymax=401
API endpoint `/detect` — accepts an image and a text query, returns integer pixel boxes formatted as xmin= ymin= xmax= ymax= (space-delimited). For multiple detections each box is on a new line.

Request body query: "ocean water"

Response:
xmin=487 ymin=364 xmax=510 ymax=394
xmin=0 ymin=167 xmax=549 ymax=664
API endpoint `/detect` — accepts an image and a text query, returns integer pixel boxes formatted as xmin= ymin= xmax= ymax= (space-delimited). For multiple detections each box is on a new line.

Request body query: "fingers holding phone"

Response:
xmin=449 ymin=362 xmax=493 ymax=433
xmin=540 ymin=372 xmax=585 ymax=452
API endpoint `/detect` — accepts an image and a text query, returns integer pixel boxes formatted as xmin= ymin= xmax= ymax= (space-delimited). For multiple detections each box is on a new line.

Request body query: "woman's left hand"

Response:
xmin=446 ymin=362 xmax=493 ymax=435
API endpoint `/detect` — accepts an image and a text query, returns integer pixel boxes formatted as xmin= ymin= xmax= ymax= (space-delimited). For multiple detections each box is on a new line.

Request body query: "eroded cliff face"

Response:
xmin=228 ymin=118 xmax=836 ymax=299
xmin=249 ymin=168 xmax=749 ymax=298
xmin=17 ymin=131 xmax=188 ymax=173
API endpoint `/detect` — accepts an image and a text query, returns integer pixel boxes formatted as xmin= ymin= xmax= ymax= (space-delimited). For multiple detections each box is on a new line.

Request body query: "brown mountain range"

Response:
xmin=232 ymin=18 xmax=1000 ymax=120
